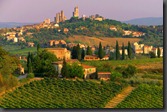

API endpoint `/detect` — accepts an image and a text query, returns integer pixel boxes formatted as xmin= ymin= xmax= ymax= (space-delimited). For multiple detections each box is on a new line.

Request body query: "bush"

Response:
xmin=27 ymin=73 xmax=35 ymax=79
xmin=122 ymin=65 xmax=137 ymax=78
xmin=110 ymin=71 xmax=122 ymax=81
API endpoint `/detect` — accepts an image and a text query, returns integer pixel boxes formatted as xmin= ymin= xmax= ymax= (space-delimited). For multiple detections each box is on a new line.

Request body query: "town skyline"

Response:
xmin=0 ymin=0 xmax=163 ymax=23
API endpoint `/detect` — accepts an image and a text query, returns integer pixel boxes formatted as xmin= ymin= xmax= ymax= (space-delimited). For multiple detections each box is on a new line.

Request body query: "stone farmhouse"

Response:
xmin=46 ymin=48 xmax=71 ymax=60
xmin=97 ymin=72 xmax=111 ymax=80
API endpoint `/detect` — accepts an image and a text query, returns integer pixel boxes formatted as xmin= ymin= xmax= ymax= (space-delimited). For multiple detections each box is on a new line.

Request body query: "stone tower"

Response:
xmin=73 ymin=6 xmax=79 ymax=17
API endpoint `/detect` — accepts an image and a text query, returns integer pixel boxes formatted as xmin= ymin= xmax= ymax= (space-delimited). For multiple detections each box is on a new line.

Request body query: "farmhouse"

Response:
xmin=97 ymin=72 xmax=111 ymax=80
xmin=84 ymin=55 xmax=100 ymax=61
xmin=46 ymin=48 xmax=71 ymax=60
xmin=52 ymin=60 xmax=96 ymax=79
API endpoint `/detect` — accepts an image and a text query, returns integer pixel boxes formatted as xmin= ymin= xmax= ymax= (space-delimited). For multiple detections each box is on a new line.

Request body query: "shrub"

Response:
xmin=27 ymin=73 xmax=35 ymax=79
xmin=110 ymin=71 xmax=122 ymax=81
xmin=122 ymin=65 xmax=137 ymax=78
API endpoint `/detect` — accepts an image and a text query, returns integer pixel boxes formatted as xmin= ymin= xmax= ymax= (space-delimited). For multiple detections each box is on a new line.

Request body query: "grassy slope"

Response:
xmin=66 ymin=35 xmax=141 ymax=47
xmin=82 ymin=58 xmax=163 ymax=72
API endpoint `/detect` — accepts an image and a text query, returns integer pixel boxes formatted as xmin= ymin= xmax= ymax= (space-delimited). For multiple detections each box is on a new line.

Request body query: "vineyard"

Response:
xmin=0 ymin=78 xmax=127 ymax=108
xmin=116 ymin=84 xmax=163 ymax=108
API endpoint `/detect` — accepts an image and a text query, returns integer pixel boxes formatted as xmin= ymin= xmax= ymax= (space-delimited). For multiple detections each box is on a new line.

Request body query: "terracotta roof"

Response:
xmin=81 ymin=64 xmax=96 ymax=69
xmin=84 ymin=55 xmax=98 ymax=58
xmin=98 ymin=72 xmax=111 ymax=75
xmin=52 ymin=59 xmax=80 ymax=65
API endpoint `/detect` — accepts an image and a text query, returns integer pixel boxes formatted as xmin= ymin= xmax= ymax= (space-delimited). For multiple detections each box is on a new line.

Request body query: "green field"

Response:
xmin=0 ymin=78 xmax=127 ymax=108
xmin=82 ymin=58 xmax=163 ymax=72
xmin=116 ymin=84 xmax=163 ymax=108
xmin=8 ymin=47 xmax=37 ymax=56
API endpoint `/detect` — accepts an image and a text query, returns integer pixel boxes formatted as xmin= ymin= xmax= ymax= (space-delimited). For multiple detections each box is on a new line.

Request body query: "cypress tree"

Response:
xmin=98 ymin=42 xmax=104 ymax=59
xmin=115 ymin=41 xmax=120 ymax=60
xmin=27 ymin=52 xmax=33 ymax=73
xmin=86 ymin=46 xmax=92 ymax=55
xmin=157 ymin=47 xmax=161 ymax=58
xmin=76 ymin=44 xmax=81 ymax=60
xmin=61 ymin=58 xmax=68 ymax=78
xmin=72 ymin=46 xmax=77 ymax=59
xmin=122 ymin=43 xmax=125 ymax=60
xmin=128 ymin=41 xmax=132 ymax=59
xmin=81 ymin=48 xmax=85 ymax=60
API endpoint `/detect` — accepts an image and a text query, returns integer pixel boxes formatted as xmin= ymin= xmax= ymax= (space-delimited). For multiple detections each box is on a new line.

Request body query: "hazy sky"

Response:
xmin=0 ymin=0 xmax=163 ymax=23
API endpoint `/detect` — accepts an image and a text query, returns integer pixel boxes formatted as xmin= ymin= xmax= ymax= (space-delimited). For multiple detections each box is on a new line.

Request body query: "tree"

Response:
xmin=128 ymin=41 xmax=132 ymax=59
xmin=122 ymin=43 xmax=125 ymax=60
xmin=98 ymin=42 xmax=104 ymax=59
xmin=86 ymin=46 xmax=92 ymax=55
xmin=32 ymin=50 xmax=58 ymax=77
xmin=37 ymin=44 xmax=40 ymax=55
xmin=27 ymin=52 xmax=33 ymax=73
xmin=149 ymin=51 xmax=156 ymax=58
xmin=71 ymin=46 xmax=77 ymax=59
xmin=157 ymin=47 xmax=161 ymax=58
xmin=76 ymin=44 xmax=81 ymax=60
xmin=61 ymin=58 xmax=68 ymax=78
xmin=115 ymin=41 xmax=120 ymax=60
xmin=81 ymin=48 xmax=85 ymax=60
xmin=122 ymin=65 xmax=136 ymax=78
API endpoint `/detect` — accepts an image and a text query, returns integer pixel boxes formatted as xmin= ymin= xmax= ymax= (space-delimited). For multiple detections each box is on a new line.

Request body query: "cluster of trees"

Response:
xmin=61 ymin=59 xmax=84 ymax=78
xmin=71 ymin=42 xmax=105 ymax=60
xmin=27 ymin=44 xmax=58 ymax=77
xmin=0 ymin=47 xmax=20 ymax=92
xmin=149 ymin=47 xmax=162 ymax=58
xmin=114 ymin=41 xmax=133 ymax=60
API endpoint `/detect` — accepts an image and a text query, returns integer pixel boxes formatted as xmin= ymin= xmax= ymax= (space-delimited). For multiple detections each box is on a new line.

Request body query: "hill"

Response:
xmin=66 ymin=35 xmax=141 ymax=47
xmin=122 ymin=17 xmax=163 ymax=26
xmin=0 ymin=22 xmax=36 ymax=28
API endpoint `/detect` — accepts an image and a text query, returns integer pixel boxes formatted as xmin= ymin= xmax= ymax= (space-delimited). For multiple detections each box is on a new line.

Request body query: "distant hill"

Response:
xmin=122 ymin=17 xmax=163 ymax=26
xmin=0 ymin=22 xmax=36 ymax=28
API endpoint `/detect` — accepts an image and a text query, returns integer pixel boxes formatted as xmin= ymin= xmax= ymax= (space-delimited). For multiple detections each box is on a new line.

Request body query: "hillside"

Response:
xmin=123 ymin=17 xmax=163 ymax=26
xmin=65 ymin=35 xmax=141 ymax=47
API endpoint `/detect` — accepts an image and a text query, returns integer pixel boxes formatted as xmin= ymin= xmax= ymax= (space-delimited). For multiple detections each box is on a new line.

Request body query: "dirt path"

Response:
xmin=0 ymin=78 xmax=43 ymax=97
xmin=105 ymin=86 xmax=135 ymax=108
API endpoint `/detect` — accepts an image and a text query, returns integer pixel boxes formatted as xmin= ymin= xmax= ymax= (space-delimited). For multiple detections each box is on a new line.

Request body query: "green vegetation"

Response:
xmin=115 ymin=41 xmax=120 ymax=60
xmin=0 ymin=78 xmax=127 ymax=108
xmin=82 ymin=58 xmax=162 ymax=72
xmin=116 ymin=84 xmax=163 ymax=108
xmin=8 ymin=47 xmax=37 ymax=56
xmin=61 ymin=59 xmax=84 ymax=78
xmin=98 ymin=42 xmax=104 ymax=59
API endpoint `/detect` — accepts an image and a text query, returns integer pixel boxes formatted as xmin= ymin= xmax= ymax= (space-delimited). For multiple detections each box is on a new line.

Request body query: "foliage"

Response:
xmin=98 ymin=42 xmax=104 ymax=59
xmin=149 ymin=51 xmax=156 ymax=58
xmin=0 ymin=74 xmax=18 ymax=92
xmin=122 ymin=65 xmax=137 ymax=78
xmin=115 ymin=41 xmax=120 ymax=60
xmin=81 ymin=48 xmax=85 ymax=60
xmin=110 ymin=71 xmax=122 ymax=82
xmin=122 ymin=43 xmax=125 ymax=60
xmin=157 ymin=47 xmax=161 ymax=58
xmin=27 ymin=73 xmax=35 ymax=79
xmin=31 ymin=49 xmax=58 ymax=77
xmin=0 ymin=79 xmax=127 ymax=108
xmin=86 ymin=46 xmax=92 ymax=55
xmin=0 ymin=47 xmax=20 ymax=76
xmin=116 ymin=84 xmax=163 ymax=108
xmin=127 ymin=41 xmax=132 ymax=59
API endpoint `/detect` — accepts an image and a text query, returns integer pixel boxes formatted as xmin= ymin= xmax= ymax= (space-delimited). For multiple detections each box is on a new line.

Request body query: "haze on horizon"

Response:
xmin=0 ymin=0 xmax=163 ymax=23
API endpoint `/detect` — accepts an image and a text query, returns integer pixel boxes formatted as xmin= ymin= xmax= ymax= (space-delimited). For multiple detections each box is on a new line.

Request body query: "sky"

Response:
xmin=0 ymin=0 xmax=163 ymax=23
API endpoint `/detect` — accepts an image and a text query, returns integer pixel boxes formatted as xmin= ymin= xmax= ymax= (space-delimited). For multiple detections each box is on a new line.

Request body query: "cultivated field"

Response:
xmin=116 ymin=84 xmax=163 ymax=108
xmin=0 ymin=79 xmax=127 ymax=108
xmin=66 ymin=35 xmax=142 ymax=47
